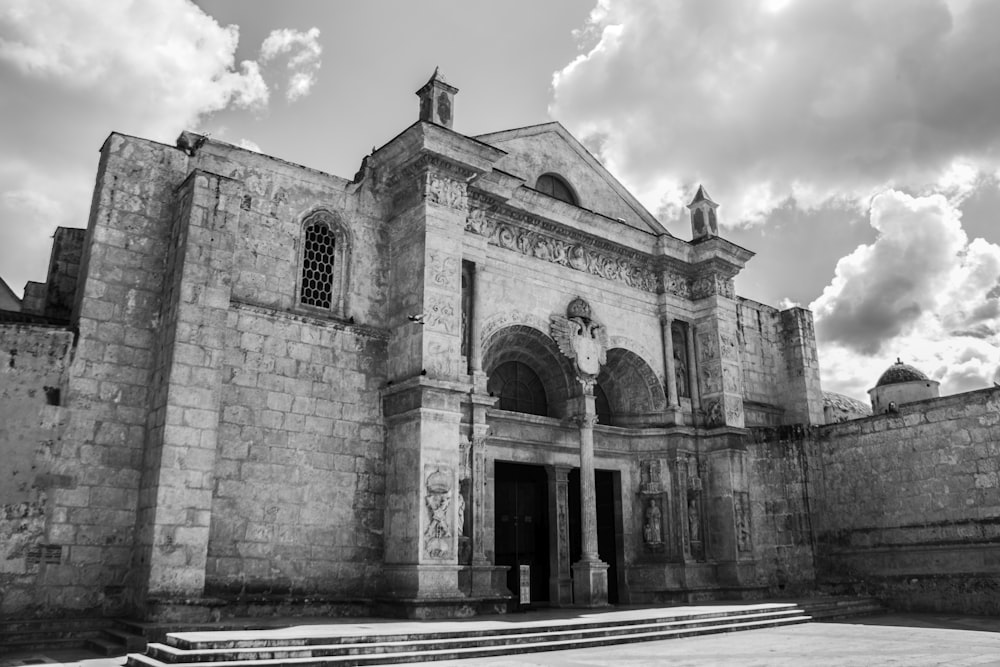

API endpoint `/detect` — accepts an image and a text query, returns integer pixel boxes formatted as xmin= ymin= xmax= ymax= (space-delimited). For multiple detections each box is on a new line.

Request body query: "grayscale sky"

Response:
xmin=1 ymin=0 xmax=998 ymax=402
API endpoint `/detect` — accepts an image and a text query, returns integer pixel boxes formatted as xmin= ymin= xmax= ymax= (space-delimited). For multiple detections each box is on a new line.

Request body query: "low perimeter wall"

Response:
xmin=809 ymin=387 xmax=1000 ymax=614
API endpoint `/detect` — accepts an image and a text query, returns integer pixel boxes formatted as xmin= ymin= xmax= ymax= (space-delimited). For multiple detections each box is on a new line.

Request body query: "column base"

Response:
xmin=381 ymin=564 xmax=464 ymax=600
xmin=572 ymin=559 xmax=610 ymax=607
xmin=459 ymin=563 xmax=512 ymax=599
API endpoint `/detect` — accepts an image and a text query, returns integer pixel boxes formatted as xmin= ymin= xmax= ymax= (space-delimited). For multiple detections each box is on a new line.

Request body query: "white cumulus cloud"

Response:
xmin=811 ymin=190 xmax=1000 ymax=399
xmin=552 ymin=0 xmax=1000 ymax=227
xmin=260 ymin=27 xmax=322 ymax=102
xmin=0 ymin=0 xmax=313 ymax=296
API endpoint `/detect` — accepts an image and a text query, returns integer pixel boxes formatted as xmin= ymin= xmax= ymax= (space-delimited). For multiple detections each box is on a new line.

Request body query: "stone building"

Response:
xmin=868 ymin=359 xmax=941 ymax=413
xmin=2 ymin=72 xmax=997 ymax=621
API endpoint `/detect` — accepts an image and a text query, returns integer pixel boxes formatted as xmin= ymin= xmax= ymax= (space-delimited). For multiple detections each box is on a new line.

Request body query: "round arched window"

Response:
xmin=535 ymin=173 xmax=577 ymax=206
xmin=488 ymin=361 xmax=548 ymax=417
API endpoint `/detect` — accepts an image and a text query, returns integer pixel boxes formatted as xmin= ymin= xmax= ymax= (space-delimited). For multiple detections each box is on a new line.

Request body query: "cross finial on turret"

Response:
xmin=416 ymin=67 xmax=459 ymax=129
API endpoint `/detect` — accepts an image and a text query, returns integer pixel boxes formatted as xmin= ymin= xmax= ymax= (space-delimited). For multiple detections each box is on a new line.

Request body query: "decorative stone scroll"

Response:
xmin=428 ymin=251 xmax=459 ymax=287
xmin=640 ymin=458 xmax=664 ymax=495
xmin=423 ymin=465 xmax=454 ymax=560
xmin=423 ymin=295 xmax=456 ymax=333
xmin=466 ymin=206 xmax=659 ymax=293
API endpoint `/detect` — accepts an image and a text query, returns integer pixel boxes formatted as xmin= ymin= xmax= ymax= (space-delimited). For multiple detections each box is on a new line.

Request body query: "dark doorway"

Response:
xmin=568 ymin=468 xmax=621 ymax=604
xmin=494 ymin=462 xmax=550 ymax=605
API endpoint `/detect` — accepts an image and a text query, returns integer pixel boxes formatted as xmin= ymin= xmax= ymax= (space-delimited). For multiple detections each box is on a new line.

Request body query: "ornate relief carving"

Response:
xmin=735 ymin=491 xmax=752 ymax=553
xmin=424 ymin=295 xmax=456 ymax=333
xmin=725 ymin=400 xmax=743 ymax=425
xmin=471 ymin=436 xmax=487 ymax=558
xmin=701 ymin=366 xmax=722 ymax=395
xmin=425 ymin=338 xmax=460 ymax=379
xmin=428 ymin=251 xmax=459 ymax=287
xmin=719 ymin=332 xmax=738 ymax=361
xmin=423 ymin=465 xmax=454 ymax=560
xmin=608 ymin=335 xmax=661 ymax=383
xmin=465 ymin=208 xmax=658 ymax=293
xmin=427 ymin=173 xmax=466 ymax=210
xmin=481 ymin=310 xmax=550 ymax=342
xmin=706 ymin=399 xmax=725 ymax=427
xmin=692 ymin=273 xmax=736 ymax=300
xmin=722 ymin=365 xmax=740 ymax=394
xmin=663 ymin=269 xmax=692 ymax=298
xmin=697 ymin=331 xmax=719 ymax=362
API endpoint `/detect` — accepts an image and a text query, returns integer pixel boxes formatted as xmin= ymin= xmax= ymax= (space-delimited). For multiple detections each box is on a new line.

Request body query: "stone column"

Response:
xmin=571 ymin=381 xmax=609 ymax=606
xmin=547 ymin=465 xmax=573 ymax=605
xmin=687 ymin=323 xmax=701 ymax=414
xmin=662 ymin=316 xmax=679 ymax=407
xmin=469 ymin=263 xmax=483 ymax=373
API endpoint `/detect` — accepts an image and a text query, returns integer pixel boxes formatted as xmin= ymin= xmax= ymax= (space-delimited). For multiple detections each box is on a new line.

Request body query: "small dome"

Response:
xmin=875 ymin=359 xmax=930 ymax=387
xmin=823 ymin=391 xmax=872 ymax=419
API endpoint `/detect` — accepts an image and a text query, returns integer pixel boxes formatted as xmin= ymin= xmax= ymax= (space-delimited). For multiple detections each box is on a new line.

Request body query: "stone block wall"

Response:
xmin=0 ymin=324 xmax=73 ymax=616
xmin=207 ymin=305 xmax=387 ymax=597
xmin=746 ymin=437 xmax=816 ymax=593
xmin=737 ymin=299 xmax=783 ymax=426
xmin=809 ymin=387 xmax=1000 ymax=613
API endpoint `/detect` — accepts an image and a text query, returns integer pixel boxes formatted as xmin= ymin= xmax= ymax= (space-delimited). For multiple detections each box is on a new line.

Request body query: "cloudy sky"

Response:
xmin=2 ymin=0 xmax=998 ymax=402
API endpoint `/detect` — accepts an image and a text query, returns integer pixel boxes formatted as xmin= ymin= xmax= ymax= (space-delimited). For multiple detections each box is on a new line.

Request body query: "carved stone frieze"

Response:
xmin=706 ymin=398 xmax=724 ymax=427
xmin=465 ymin=204 xmax=658 ymax=293
xmin=426 ymin=173 xmax=467 ymax=210
xmin=480 ymin=310 xmax=550 ymax=342
xmin=427 ymin=251 xmax=459 ymax=288
xmin=691 ymin=273 xmax=736 ymax=300
xmin=663 ymin=269 xmax=692 ymax=298
xmin=722 ymin=365 xmax=741 ymax=394
xmin=719 ymin=332 xmax=739 ymax=361
xmin=698 ymin=331 xmax=719 ymax=362
xmin=701 ymin=365 xmax=722 ymax=395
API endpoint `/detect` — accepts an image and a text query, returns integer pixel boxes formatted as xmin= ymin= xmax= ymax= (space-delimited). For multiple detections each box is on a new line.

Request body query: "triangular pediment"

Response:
xmin=476 ymin=122 xmax=669 ymax=236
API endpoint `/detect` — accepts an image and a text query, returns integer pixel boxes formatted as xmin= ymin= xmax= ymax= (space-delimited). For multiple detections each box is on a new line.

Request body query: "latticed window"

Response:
xmin=298 ymin=211 xmax=349 ymax=316
xmin=488 ymin=361 xmax=548 ymax=417
xmin=301 ymin=223 xmax=336 ymax=308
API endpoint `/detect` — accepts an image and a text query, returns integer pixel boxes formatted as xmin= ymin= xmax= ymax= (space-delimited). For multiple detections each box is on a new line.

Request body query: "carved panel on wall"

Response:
xmin=722 ymin=365 xmax=740 ymax=394
xmin=691 ymin=273 xmax=736 ymax=300
xmin=725 ymin=400 xmax=743 ymax=425
xmin=663 ymin=269 xmax=692 ymax=298
xmin=424 ymin=465 xmax=454 ymax=560
xmin=735 ymin=491 xmax=752 ymax=553
xmin=698 ymin=331 xmax=718 ymax=362
xmin=701 ymin=366 xmax=722 ymax=395
xmin=719 ymin=332 xmax=738 ymax=361
xmin=465 ymin=207 xmax=658 ymax=293
xmin=427 ymin=173 xmax=467 ymax=210
xmin=671 ymin=326 xmax=690 ymax=398
xmin=428 ymin=251 xmax=459 ymax=288
xmin=424 ymin=295 xmax=456 ymax=334
xmin=705 ymin=399 xmax=724 ymax=427
xmin=425 ymin=338 xmax=460 ymax=379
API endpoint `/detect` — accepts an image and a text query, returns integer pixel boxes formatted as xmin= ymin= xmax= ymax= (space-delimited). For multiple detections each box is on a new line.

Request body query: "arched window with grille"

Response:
xmin=487 ymin=361 xmax=549 ymax=417
xmin=298 ymin=210 xmax=350 ymax=318
xmin=535 ymin=173 xmax=578 ymax=206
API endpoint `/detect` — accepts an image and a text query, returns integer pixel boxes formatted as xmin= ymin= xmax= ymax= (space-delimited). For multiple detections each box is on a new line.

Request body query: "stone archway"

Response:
xmin=596 ymin=347 xmax=667 ymax=427
xmin=483 ymin=324 xmax=576 ymax=419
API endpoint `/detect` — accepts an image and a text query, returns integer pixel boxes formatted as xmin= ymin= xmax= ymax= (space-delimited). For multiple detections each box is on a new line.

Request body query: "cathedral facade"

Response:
xmin=3 ymin=73 xmax=994 ymax=622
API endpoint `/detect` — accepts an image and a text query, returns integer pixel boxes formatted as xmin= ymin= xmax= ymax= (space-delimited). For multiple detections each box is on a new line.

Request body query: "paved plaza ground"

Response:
xmin=2 ymin=612 xmax=999 ymax=667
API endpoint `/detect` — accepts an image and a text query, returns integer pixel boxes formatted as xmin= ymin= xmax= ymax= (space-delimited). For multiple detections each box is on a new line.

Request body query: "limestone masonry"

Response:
xmin=2 ymin=72 xmax=997 ymax=621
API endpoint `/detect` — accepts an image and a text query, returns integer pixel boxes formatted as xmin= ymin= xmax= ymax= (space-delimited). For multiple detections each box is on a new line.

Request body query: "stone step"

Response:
xmin=147 ymin=610 xmax=801 ymax=663
xmin=125 ymin=606 xmax=809 ymax=666
xmin=797 ymin=597 xmax=887 ymax=620
xmin=166 ymin=605 xmax=802 ymax=651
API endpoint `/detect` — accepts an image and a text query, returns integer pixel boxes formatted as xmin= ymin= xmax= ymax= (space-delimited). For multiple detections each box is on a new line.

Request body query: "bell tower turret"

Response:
xmin=416 ymin=67 xmax=458 ymax=129
xmin=688 ymin=185 xmax=719 ymax=240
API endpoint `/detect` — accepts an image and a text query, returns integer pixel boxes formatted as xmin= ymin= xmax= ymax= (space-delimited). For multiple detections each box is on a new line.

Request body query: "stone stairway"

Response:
xmin=797 ymin=596 xmax=888 ymax=621
xmin=125 ymin=603 xmax=810 ymax=666
xmin=0 ymin=616 xmax=146 ymax=656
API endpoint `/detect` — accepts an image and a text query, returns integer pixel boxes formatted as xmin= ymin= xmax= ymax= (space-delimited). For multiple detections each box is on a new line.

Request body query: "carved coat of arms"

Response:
xmin=550 ymin=297 xmax=608 ymax=378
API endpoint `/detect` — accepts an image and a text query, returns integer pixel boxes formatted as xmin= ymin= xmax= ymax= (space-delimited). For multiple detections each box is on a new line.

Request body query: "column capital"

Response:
xmin=571 ymin=413 xmax=599 ymax=429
